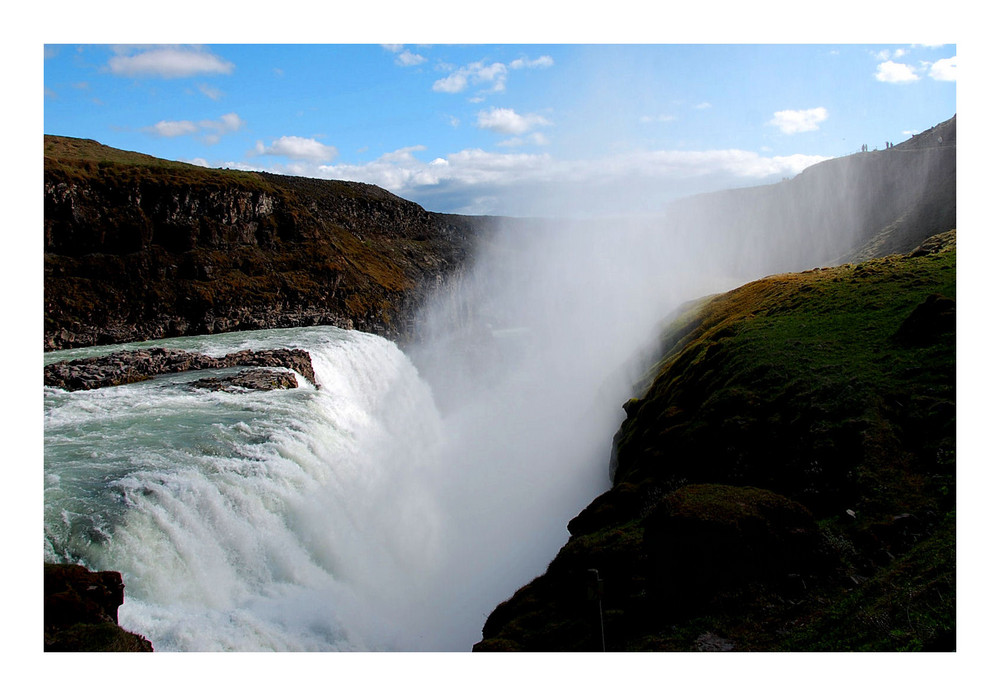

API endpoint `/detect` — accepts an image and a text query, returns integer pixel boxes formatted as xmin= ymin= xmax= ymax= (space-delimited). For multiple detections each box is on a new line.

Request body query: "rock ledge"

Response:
xmin=44 ymin=347 xmax=318 ymax=391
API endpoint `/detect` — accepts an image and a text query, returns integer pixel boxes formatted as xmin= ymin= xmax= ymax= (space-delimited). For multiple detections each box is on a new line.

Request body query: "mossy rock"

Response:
xmin=643 ymin=484 xmax=826 ymax=613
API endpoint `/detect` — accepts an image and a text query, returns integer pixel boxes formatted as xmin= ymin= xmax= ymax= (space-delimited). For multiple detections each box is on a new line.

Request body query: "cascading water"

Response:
xmin=44 ymin=327 xmax=448 ymax=650
xmin=44 ymin=199 xmax=860 ymax=651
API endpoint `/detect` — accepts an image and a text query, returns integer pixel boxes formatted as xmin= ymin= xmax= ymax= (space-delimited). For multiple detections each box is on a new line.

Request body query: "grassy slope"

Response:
xmin=476 ymin=231 xmax=956 ymax=651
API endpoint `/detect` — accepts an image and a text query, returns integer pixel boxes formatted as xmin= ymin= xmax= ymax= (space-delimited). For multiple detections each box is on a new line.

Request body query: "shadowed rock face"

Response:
xmin=44 ymin=347 xmax=318 ymax=391
xmin=44 ymin=563 xmax=153 ymax=652
xmin=44 ymin=135 xmax=494 ymax=351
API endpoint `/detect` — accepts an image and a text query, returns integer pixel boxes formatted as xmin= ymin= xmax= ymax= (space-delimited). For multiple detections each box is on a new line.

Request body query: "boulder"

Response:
xmin=44 ymin=563 xmax=153 ymax=651
xmin=643 ymin=484 xmax=826 ymax=613
xmin=189 ymin=368 xmax=299 ymax=392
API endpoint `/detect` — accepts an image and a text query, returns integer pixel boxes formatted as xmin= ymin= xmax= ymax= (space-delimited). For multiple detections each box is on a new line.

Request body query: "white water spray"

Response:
xmin=44 ymin=156 xmax=889 ymax=650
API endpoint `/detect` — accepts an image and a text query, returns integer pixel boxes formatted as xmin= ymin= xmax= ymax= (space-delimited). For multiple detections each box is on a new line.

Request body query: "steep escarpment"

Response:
xmin=44 ymin=118 xmax=954 ymax=352
xmin=665 ymin=116 xmax=955 ymax=276
xmin=44 ymin=135 xmax=493 ymax=350
xmin=475 ymin=231 xmax=956 ymax=651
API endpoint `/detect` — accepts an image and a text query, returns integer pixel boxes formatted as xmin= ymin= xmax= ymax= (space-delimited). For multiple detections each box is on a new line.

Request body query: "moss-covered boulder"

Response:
xmin=643 ymin=484 xmax=826 ymax=613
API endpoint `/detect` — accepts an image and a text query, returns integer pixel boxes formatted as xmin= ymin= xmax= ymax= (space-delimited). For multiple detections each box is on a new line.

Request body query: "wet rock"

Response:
xmin=694 ymin=632 xmax=735 ymax=651
xmin=44 ymin=347 xmax=318 ymax=391
xmin=189 ymin=368 xmax=299 ymax=392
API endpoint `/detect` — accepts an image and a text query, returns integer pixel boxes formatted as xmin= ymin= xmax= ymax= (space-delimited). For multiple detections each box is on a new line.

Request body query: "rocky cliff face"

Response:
xmin=44 ymin=118 xmax=954 ymax=352
xmin=44 ymin=563 xmax=153 ymax=651
xmin=43 ymin=136 xmax=495 ymax=350
xmin=475 ymin=232 xmax=956 ymax=651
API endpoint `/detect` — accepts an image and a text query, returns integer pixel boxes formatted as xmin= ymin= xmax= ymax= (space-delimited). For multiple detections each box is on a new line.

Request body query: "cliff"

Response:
xmin=43 ymin=135 xmax=494 ymax=350
xmin=475 ymin=231 xmax=956 ymax=651
xmin=44 ymin=117 xmax=954 ymax=352
xmin=664 ymin=116 xmax=955 ymax=278
xmin=44 ymin=563 xmax=153 ymax=651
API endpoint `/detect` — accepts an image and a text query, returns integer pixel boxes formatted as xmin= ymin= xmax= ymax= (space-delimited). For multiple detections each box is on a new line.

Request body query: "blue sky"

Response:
xmin=43 ymin=42 xmax=956 ymax=217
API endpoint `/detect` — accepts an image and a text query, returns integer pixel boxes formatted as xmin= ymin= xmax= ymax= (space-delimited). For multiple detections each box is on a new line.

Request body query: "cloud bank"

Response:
xmin=245 ymin=144 xmax=832 ymax=216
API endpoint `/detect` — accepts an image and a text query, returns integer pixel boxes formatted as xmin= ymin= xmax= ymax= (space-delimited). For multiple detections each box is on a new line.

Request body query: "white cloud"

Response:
xmin=433 ymin=55 xmax=552 ymax=94
xmin=144 ymin=112 xmax=244 ymax=143
xmin=477 ymin=107 xmax=551 ymax=135
xmin=498 ymin=132 xmax=550 ymax=148
xmin=396 ymin=50 xmax=427 ymax=67
xmin=510 ymin=55 xmax=554 ymax=70
xmin=148 ymin=119 xmax=199 ymax=137
xmin=255 ymin=135 xmax=338 ymax=162
xmin=929 ymin=55 xmax=957 ymax=81
xmin=768 ymin=107 xmax=829 ymax=134
xmin=640 ymin=114 xmax=677 ymax=124
xmin=197 ymin=83 xmax=223 ymax=100
xmin=694 ymin=102 xmax=712 ymax=110
xmin=108 ymin=46 xmax=234 ymax=79
xmin=433 ymin=71 xmax=470 ymax=93
xmin=875 ymin=60 xmax=919 ymax=83
xmin=263 ymin=144 xmax=829 ymax=216
xmin=216 ymin=113 xmax=244 ymax=132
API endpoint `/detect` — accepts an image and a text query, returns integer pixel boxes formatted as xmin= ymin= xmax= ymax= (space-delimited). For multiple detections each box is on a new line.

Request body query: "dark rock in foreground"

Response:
xmin=44 ymin=347 xmax=318 ymax=391
xmin=44 ymin=563 xmax=153 ymax=652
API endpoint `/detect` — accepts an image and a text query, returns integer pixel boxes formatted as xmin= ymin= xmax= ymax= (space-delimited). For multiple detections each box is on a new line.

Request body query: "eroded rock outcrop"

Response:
xmin=188 ymin=367 xmax=300 ymax=392
xmin=44 ymin=347 xmax=317 ymax=391
xmin=44 ymin=563 xmax=153 ymax=652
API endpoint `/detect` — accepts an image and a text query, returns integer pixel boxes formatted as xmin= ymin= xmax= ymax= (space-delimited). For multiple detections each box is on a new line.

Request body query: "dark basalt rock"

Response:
xmin=44 ymin=347 xmax=318 ymax=391
xmin=44 ymin=563 xmax=153 ymax=652
xmin=189 ymin=367 xmax=299 ymax=392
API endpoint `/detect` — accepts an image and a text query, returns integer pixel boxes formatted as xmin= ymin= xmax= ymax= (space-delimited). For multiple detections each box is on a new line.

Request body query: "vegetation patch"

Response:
xmin=475 ymin=232 xmax=956 ymax=652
